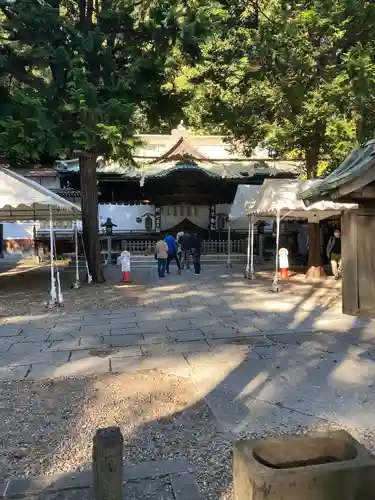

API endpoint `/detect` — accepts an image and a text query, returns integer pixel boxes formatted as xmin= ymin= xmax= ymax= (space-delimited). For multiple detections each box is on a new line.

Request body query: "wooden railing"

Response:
xmin=37 ymin=231 xmax=254 ymax=255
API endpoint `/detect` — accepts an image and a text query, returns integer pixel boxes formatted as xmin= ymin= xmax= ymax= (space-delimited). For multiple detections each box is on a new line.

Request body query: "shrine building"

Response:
xmin=4 ymin=123 xmax=301 ymax=256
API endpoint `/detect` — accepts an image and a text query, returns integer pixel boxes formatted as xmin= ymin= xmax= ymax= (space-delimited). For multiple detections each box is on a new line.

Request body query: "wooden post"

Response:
xmin=93 ymin=426 xmax=123 ymax=500
xmin=0 ymin=223 xmax=3 ymax=258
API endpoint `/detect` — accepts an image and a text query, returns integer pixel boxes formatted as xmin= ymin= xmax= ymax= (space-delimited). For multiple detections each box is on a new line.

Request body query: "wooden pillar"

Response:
xmin=341 ymin=210 xmax=358 ymax=316
xmin=93 ymin=427 xmax=123 ymax=500
xmin=79 ymin=153 xmax=105 ymax=283
xmin=0 ymin=223 xmax=3 ymax=258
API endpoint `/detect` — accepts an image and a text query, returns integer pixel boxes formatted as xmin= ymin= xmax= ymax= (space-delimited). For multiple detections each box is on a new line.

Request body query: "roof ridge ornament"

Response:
xmin=171 ymin=120 xmax=190 ymax=138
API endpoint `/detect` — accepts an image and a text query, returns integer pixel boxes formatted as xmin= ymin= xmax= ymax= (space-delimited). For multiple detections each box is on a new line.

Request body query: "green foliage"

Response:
xmin=182 ymin=0 xmax=375 ymax=176
xmin=0 ymin=0 xmax=217 ymax=163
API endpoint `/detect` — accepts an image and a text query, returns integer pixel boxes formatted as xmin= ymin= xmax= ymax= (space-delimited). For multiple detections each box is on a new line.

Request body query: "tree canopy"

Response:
xmin=0 ymin=0 xmax=222 ymax=164
xmin=179 ymin=0 xmax=375 ymax=176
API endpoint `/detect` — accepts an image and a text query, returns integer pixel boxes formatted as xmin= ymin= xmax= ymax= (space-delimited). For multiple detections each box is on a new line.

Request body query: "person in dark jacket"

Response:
xmin=190 ymin=232 xmax=202 ymax=275
xmin=179 ymin=231 xmax=191 ymax=269
xmin=164 ymin=234 xmax=181 ymax=274
xmin=326 ymin=229 xmax=342 ymax=279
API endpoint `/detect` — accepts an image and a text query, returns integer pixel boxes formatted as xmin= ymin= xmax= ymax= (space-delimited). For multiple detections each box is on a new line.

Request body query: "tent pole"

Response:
xmin=244 ymin=216 xmax=251 ymax=279
xmin=226 ymin=222 xmax=232 ymax=268
xmin=53 ymin=228 xmax=64 ymax=306
xmin=249 ymin=215 xmax=255 ymax=280
xmin=48 ymin=206 xmax=57 ymax=306
xmin=72 ymin=220 xmax=81 ymax=289
xmin=273 ymin=211 xmax=281 ymax=286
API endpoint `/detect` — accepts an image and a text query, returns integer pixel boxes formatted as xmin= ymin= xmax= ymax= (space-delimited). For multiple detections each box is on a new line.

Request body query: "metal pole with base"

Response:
xmin=47 ymin=206 xmax=57 ymax=307
xmin=271 ymin=211 xmax=283 ymax=292
xmin=226 ymin=223 xmax=232 ymax=268
xmin=72 ymin=220 xmax=81 ymax=289
xmin=53 ymin=228 xmax=64 ymax=306
xmin=244 ymin=216 xmax=251 ymax=278
xmin=107 ymin=235 xmax=112 ymax=266
xmin=249 ymin=214 xmax=256 ymax=280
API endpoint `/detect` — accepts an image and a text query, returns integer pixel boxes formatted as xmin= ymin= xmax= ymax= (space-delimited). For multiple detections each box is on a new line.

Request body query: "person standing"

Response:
xmin=179 ymin=231 xmax=191 ymax=269
xmin=326 ymin=229 xmax=342 ymax=280
xmin=164 ymin=234 xmax=181 ymax=274
xmin=191 ymin=232 xmax=202 ymax=275
xmin=154 ymin=238 xmax=168 ymax=278
xmin=176 ymin=230 xmax=184 ymax=263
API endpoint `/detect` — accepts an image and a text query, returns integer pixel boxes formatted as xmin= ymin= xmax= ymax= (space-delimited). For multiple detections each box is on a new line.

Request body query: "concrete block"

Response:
xmin=233 ymin=430 xmax=375 ymax=500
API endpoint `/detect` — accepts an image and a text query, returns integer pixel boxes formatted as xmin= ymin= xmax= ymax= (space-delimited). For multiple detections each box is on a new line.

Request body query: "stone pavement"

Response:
xmin=1 ymin=266 xmax=375 ymax=437
xmin=1 ymin=459 xmax=201 ymax=499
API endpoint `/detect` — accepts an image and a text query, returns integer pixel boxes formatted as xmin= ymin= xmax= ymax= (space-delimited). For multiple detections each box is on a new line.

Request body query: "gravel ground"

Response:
xmin=0 ymin=372 xmax=232 ymax=500
xmin=1 ymin=371 xmax=375 ymax=500
xmin=0 ymin=266 xmax=143 ymax=317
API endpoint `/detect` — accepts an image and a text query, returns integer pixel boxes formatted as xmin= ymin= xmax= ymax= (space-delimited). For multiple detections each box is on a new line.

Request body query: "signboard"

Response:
xmin=209 ymin=205 xmax=216 ymax=231
xmin=155 ymin=206 xmax=161 ymax=232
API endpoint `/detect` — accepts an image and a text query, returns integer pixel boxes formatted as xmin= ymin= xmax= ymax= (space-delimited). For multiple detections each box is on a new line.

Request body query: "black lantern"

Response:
xmin=267 ymin=148 xmax=278 ymax=159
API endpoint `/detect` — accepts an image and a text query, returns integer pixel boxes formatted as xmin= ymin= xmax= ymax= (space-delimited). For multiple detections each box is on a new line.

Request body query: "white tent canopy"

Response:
xmin=229 ymin=185 xmax=261 ymax=221
xmin=246 ymin=179 xmax=356 ymax=221
xmin=0 ymin=166 xmax=80 ymax=221
xmin=245 ymin=178 xmax=356 ymax=287
xmin=227 ymin=185 xmax=261 ymax=269
xmin=0 ymin=166 xmax=82 ymax=307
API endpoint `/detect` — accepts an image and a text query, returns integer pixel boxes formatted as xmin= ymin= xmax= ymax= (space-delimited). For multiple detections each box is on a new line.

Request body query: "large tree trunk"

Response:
xmin=306 ymin=222 xmax=325 ymax=278
xmin=79 ymin=154 xmax=105 ymax=283
xmin=305 ymin=137 xmax=326 ymax=278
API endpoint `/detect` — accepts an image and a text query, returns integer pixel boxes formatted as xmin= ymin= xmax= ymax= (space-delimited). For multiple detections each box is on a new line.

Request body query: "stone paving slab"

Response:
xmin=168 ymin=329 xmax=205 ymax=342
xmin=46 ymin=331 xmax=76 ymax=342
xmin=136 ymin=321 xmax=168 ymax=333
xmin=201 ymin=326 xmax=240 ymax=339
xmin=109 ymin=346 xmax=144 ymax=357
xmin=105 ymin=334 xmax=143 ymax=347
xmin=26 ymin=358 xmax=110 ymax=380
xmin=0 ymin=327 xmax=23 ymax=337
xmin=80 ymin=325 xmax=111 ymax=336
xmin=110 ymin=355 xmax=191 ymax=377
xmin=170 ymin=473 xmax=202 ymax=500
xmin=142 ymin=340 xmax=212 ymax=358
xmin=141 ymin=332 xmax=174 ymax=344
xmin=43 ymin=340 xmax=79 ymax=352
xmin=0 ymin=351 xmax=69 ymax=366
xmin=0 ymin=364 xmax=30 ymax=381
xmin=2 ymin=459 xmax=197 ymax=499
xmin=8 ymin=342 xmax=44 ymax=355
xmin=0 ymin=340 xmax=13 ymax=352
xmin=110 ymin=327 xmax=142 ymax=336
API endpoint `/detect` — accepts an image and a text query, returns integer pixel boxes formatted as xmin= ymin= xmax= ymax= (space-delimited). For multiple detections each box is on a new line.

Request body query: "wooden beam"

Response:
xmin=350 ymin=186 xmax=375 ymax=199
